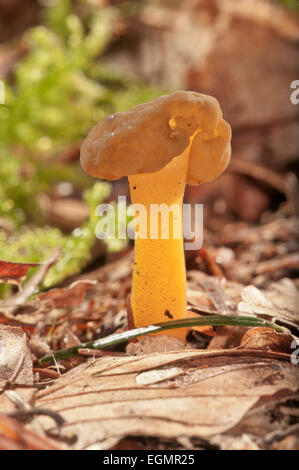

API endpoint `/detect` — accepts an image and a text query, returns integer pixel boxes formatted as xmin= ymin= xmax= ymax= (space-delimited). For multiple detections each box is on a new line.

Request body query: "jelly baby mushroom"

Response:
xmin=81 ymin=91 xmax=231 ymax=340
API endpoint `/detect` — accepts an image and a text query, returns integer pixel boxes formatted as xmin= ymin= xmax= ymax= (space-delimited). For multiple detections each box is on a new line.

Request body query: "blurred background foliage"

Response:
xmin=277 ymin=0 xmax=299 ymax=11
xmin=0 ymin=0 xmax=161 ymax=296
xmin=0 ymin=0 xmax=297 ymax=298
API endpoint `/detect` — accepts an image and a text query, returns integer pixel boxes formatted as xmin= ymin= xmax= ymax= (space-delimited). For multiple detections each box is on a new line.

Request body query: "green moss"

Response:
xmin=276 ymin=0 xmax=299 ymax=12
xmin=0 ymin=182 xmax=115 ymax=291
xmin=0 ymin=0 xmax=163 ymax=294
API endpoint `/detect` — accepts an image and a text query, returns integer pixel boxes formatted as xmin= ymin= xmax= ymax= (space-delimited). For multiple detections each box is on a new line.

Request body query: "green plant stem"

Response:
xmin=39 ymin=315 xmax=289 ymax=364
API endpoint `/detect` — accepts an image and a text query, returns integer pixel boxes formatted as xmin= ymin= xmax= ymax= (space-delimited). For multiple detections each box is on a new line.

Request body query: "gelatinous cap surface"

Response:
xmin=80 ymin=90 xmax=231 ymax=185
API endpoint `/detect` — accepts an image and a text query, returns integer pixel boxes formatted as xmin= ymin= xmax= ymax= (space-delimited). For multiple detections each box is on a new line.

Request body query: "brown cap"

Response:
xmin=80 ymin=91 xmax=231 ymax=185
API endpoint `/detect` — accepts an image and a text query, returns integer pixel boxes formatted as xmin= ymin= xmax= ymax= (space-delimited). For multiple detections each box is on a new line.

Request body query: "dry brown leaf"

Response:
xmin=38 ymin=280 xmax=96 ymax=309
xmin=265 ymin=279 xmax=299 ymax=318
xmin=0 ymin=260 xmax=39 ymax=286
xmin=227 ymin=392 xmax=299 ymax=446
xmin=126 ymin=335 xmax=185 ymax=356
xmin=240 ymin=327 xmax=295 ymax=354
xmin=0 ymin=325 xmax=33 ymax=390
xmin=238 ymin=284 xmax=299 ymax=328
xmin=27 ymin=349 xmax=298 ymax=450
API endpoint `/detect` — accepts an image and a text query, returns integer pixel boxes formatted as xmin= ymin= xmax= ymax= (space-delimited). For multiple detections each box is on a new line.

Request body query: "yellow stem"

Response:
xmin=128 ymin=148 xmax=189 ymax=340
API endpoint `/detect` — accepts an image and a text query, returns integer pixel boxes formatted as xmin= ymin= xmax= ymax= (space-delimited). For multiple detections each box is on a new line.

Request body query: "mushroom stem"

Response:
xmin=128 ymin=147 xmax=189 ymax=339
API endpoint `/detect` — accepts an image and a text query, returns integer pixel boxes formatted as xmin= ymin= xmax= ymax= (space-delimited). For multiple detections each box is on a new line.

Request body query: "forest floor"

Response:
xmin=0 ymin=212 xmax=298 ymax=450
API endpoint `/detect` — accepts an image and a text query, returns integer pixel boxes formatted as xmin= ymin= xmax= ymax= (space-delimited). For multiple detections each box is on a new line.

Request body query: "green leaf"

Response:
xmin=40 ymin=315 xmax=290 ymax=364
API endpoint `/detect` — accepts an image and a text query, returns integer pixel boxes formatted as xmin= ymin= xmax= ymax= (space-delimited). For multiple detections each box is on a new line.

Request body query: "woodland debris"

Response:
xmin=1 ymin=249 xmax=59 ymax=316
xmin=126 ymin=335 xmax=185 ymax=356
xmin=239 ymin=327 xmax=295 ymax=354
xmin=0 ymin=325 xmax=33 ymax=390
xmin=0 ymin=260 xmax=39 ymax=286
xmin=24 ymin=349 xmax=299 ymax=450
xmin=0 ymin=413 xmax=62 ymax=450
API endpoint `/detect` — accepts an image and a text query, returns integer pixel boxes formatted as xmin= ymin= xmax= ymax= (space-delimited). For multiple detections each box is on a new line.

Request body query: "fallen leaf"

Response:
xmin=27 ymin=349 xmax=298 ymax=450
xmin=238 ymin=284 xmax=299 ymax=328
xmin=126 ymin=335 xmax=184 ymax=356
xmin=38 ymin=280 xmax=96 ymax=309
xmin=230 ymin=394 xmax=299 ymax=447
xmin=240 ymin=327 xmax=295 ymax=353
xmin=0 ymin=260 xmax=39 ymax=286
xmin=0 ymin=325 xmax=34 ymax=390
xmin=265 ymin=278 xmax=299 ymax=318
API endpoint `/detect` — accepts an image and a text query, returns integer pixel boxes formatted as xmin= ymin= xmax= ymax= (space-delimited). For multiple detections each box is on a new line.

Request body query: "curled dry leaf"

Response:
xmin=238 ymin=284 xmax=299 ymax=329
xmin=240 ymin=327 xmax=295 ymax=354
xmin=27 ymin=349 xmax=299 ymax=450
xmin=0 ymin=325 xmax=33 ymax=390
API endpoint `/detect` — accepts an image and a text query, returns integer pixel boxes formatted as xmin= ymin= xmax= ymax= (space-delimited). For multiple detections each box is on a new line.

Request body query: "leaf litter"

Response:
xmin=0 ymin=216 xmax=298 ymax=450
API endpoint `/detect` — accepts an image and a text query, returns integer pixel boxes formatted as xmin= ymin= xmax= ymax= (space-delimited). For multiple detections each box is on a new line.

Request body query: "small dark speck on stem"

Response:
xmin=164 ymin=309 xmax=173 ymax=319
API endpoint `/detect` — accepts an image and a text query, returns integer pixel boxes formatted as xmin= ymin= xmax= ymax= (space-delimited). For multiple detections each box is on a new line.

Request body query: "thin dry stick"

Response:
xmin=1 ymin=248 xmax=60 ymax=315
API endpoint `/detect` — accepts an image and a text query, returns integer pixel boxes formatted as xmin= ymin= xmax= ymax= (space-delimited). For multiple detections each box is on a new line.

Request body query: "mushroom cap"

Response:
xmin=80 ymin=91 xmax=231 ymax=185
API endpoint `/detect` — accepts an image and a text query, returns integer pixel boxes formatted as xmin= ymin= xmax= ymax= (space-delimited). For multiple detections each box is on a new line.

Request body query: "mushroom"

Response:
xmin=81 ymin=91 xmax=231 ymax=339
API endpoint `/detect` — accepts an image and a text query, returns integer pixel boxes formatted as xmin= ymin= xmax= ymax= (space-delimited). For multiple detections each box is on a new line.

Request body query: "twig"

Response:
xmin=126 ymin=294 xmax=135 ymax=330
xmin=1 ymin=248 xmax=60 ymax=315
xmin=4 ymin=390 xmax=31 ymax=412
xmin=197 ymin=246 xmax=225 ymax=279
xmin=40 ymin=314 xmax=289 ymax=364
xmin=5 ymin=389 xmax=65 ymax=426
xmin=9 ymin=408 xmax=65 ymax=426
